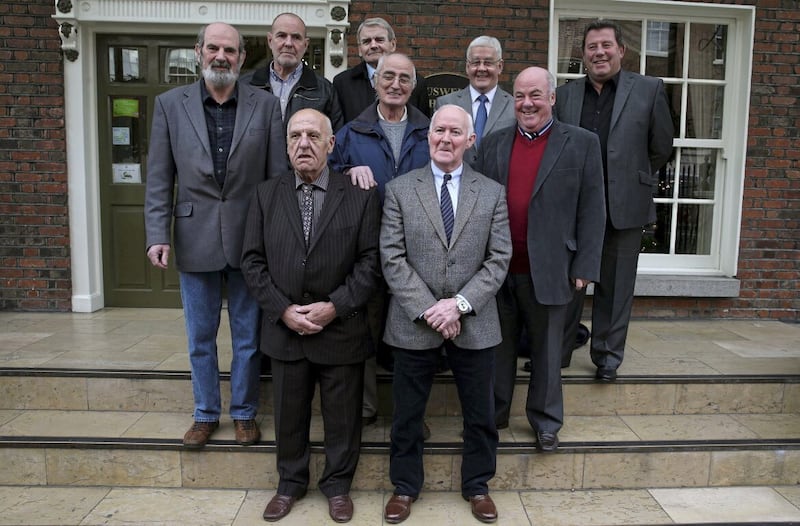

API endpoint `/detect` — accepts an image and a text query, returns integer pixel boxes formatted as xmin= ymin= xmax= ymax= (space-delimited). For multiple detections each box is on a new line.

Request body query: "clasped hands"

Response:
xmin=282 ymin=302 xmax=336 ymax=336
xmin=423 ymin=298 xmax=461 ymax=340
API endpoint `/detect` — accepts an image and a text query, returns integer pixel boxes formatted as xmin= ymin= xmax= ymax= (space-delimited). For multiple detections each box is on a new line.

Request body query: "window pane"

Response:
xmin=686 ymin=84 xmax=724 ymax=139
xmin=655 ymin=158 xmax=676 ymax=198
xmin=663 ymin=83 xmax=682 ymax=139
xmin=689 ymin=23 xmax=726 ymax=80
xmin=162 ymin=47 xmax=198 ymax=85
xmin=641 ymin=203 xmax=672 ymax=254
xmin=108 ymin=47 xmax=145 ymax=83
xmin=617 ymin=19 xmax=642 ymax=73
xmin=676 ymin=204 xmax=714 ymax=255
xmin=645 ymin=21 xmax=684 ymax=78
xmin=678 ymin=148 xmax=716 ymax=199
xmin=556 ymin=17 xmax=593 ymax=74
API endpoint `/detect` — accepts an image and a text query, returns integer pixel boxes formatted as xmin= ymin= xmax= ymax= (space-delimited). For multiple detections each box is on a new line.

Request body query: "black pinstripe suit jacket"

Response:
xmin=241 ymin=169 xmax=381 ymax=365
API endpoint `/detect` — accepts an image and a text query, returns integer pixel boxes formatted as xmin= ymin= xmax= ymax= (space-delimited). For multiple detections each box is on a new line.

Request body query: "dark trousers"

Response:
xmin=494 ymin=273 xmax=566 ymax=433
xmin=271 ymin=357 xmax=364 ymax=499
xmin=389 ymin=342 xmax=497 ymax=499
xmin=565 ymin=225 xmax=642 ymax=370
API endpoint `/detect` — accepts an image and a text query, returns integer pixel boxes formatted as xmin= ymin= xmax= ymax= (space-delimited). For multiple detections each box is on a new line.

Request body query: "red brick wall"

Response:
xmin=2 ymin=0 xmax=797 ymax=319
xmin=0 ymin=0 xmax=70 ymax=311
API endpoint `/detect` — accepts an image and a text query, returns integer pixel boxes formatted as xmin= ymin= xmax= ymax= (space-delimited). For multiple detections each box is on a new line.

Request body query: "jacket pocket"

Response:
xmin=173 ymin=202 xmax=193 ymax=217
xmin=639 ymin=169 xmax=658 ymax=186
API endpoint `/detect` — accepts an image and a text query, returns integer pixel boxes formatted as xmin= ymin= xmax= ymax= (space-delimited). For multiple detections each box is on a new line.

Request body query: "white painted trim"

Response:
xmin=53 ymin=0 xmax=351 ymax=312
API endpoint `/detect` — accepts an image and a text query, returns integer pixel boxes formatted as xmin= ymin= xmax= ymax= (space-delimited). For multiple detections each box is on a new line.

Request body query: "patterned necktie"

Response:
xmin=474 ymin=94 xmax=488 ymax=147
xmin=301 ymin=183 xmax=313 ymax=249
xmin=440 ymin=173 xmax=454 ymax=243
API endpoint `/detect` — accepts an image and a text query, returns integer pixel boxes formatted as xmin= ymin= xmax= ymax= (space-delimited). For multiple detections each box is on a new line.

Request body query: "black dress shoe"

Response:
xmin=536 ymin=430 xmax=559 ymax=452
xmin=595 ymin=367 xmax=617 ymax=382
xmin=362 ymin=414 xmax=377 ymax=427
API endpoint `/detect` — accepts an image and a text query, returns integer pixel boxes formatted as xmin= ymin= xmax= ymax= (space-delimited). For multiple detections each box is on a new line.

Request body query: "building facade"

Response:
xmin=0 ymin=0 xmax=797 ymax=320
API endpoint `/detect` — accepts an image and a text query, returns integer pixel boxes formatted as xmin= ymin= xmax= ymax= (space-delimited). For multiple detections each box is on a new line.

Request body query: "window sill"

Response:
xmin=586 ymin=275 xmax=740 ymax=298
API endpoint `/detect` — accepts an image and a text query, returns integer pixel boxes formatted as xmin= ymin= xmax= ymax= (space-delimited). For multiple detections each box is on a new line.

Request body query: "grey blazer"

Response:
xmin=144 ymin=80 xmax=286 ymax=272
xmin=435 ymin=87 xmax=516 ymax=166
xmin=475 ymin=121 xmax=606 ymax=306
xmin=554 ymin=70 xmax=674 ymax=229
xmin=380 ymin=164 xmax=512 ymax=350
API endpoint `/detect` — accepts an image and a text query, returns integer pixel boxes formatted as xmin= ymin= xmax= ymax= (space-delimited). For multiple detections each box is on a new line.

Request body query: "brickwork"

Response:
xmin=0 ymin=0 xmax=70 ymax=311
xmin=1 ymin=0 xmax=797 ymax=319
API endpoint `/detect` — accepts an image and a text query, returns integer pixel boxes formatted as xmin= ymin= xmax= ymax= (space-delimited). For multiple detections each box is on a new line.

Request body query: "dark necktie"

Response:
xmin=440 ymin=173 xmax=454 ymax=243
xmin=301 ymin=183 xmax=313 ymax=249
xmin=474 ymin=94 xmax=488 ymax=146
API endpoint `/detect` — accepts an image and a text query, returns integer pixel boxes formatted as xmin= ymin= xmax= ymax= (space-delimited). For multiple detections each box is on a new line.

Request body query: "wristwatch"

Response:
xmin=455 ymin=296 xmax=471 ymax=315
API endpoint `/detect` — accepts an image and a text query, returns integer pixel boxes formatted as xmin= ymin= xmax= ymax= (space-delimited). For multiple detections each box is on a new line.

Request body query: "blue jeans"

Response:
xmin=179 ymin=267 xmax=260 ymax=422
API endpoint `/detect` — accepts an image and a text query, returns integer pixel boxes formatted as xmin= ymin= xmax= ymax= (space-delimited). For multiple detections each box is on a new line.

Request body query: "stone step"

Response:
xmin=2 ymin=368 xmax=797 ymax=417
xmin=1 ymin=410 xmax=798 ymax=491
xmin=4 ymin=485 xmax=800 ymax=525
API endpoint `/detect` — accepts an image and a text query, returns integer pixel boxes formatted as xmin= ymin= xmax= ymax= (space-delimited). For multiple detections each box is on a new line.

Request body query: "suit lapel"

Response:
xmin=183 ymin=82 xmax=211 ymax=157
xmin=533 ymin=121 xmax=568 ymax=198
xmin=611 ymin=70 xmax=634 ymax=132
xmin=450 ymin=167 xmax=478 ymax=244
xmin=564 ymin=79 xmax=585 ymax=126
xmin=278 ymin=175 xmax=306 ymax=249
xmin=414 ymin=168 xmax=450 ymax=248
xmin=229 ymin=84 xmax=256 ymax=158
xmin=485 ymin=90 xmax=509 ymax=133
xmin=308 ymin=171 xmax=344 ymax=253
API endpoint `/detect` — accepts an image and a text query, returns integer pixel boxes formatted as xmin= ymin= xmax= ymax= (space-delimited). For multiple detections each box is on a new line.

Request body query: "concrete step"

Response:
xmin=4 ymin=485 xmax=800 ymax=525
xmin=2 ymin=368 xmax=798 ymax=417
xmin=1 ymin=409 xmax=798 ymax=491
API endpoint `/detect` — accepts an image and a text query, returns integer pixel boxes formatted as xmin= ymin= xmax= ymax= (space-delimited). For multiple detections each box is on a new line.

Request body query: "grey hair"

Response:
xmin=196 ymin=23 xmax=246 ymax=54
xmin=431 ymin=104 xmax=475 ymax=137
xmin=376 ymin=53 xmax=417 ymax=88
xmin=357 ymin=17 xmax=395 ymax=42
xmin=466 ymin=35 xmax=503 ymax=61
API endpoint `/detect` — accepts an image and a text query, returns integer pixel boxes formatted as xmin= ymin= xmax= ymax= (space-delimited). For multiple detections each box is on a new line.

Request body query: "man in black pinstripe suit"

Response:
xmin=241 ymin=109 xmax=382 ymax=523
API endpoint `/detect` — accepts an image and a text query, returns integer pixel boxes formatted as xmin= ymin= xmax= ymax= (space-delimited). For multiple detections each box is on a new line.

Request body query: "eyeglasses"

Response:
xmin=379 ymin=72 xmax=413 ymax=87
xmin=467 ymin=59 xmax=501 ymax=68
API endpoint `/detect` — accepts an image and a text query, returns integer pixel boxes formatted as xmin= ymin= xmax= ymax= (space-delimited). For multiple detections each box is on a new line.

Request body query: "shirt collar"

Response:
xmin=431 ymin=161 xmax=463 ymax=179
xmin=377 ymin=104 xmax=408 ymax=122
xmin=200 ymin=80 xmax=238 ymax=104
xmin=294 ymin=166 xmax=330 ymax=190
xmin=469 ymin=84 xmax=498 ymax=104
xmin=270 ymin=62 xmax=303 ymax=83
xmin=518 ymin=118 xmax=554 ymax=141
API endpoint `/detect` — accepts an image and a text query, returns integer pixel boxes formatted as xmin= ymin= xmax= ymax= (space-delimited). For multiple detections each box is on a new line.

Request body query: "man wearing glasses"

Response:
xmin=435 ymin=36 xmax=516 ymax=166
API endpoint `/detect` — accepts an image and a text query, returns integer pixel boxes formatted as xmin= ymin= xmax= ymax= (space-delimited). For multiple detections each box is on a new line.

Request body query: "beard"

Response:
xmin=202 ymin=60 xmax=239 ymax=88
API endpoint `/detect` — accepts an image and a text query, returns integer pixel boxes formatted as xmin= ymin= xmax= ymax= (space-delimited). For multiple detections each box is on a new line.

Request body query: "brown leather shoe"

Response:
xmin=384 ymin=494 xmax=415 ymax=524
xmin=468 ymin=494 xmax=498 ymax=523
xmin=234 ymin=419 xmax=260 ymax=445
xmin=262 ymin=493 xmax=300 ymax=522
xmin=182 ymin=421 xmax=219 ymax=448
xmin=328 ymin=494 xmax=353 ymax=523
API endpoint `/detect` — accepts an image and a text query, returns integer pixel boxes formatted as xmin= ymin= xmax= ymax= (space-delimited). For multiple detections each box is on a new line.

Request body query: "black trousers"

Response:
xmin=271 ymin=357 xmax=364 ymax=498
xmin=389 ymin=342 xmax=497 ymax=498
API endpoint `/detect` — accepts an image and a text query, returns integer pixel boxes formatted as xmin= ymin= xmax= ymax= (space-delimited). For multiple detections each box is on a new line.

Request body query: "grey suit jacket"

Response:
xmin=144 ymin=80 xmax=286 ymax=272
xmin=435 ymin=86 xmax=516 ymax=166
xmin=554 ymin=70 xmax=673 ymax=229
xmin=380 ymin=164 xmax=511 ymax=350
xmin=241 ymin=170 xmax=382 ymax=364
xmin=475 ymin=121 xmax=606 ymax=306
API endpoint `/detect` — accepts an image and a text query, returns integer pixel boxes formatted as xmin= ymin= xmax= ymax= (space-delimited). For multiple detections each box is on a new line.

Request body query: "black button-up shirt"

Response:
xmin=579 ymin=72 xmax=619 ymax=179
xmin=201 ymin=81 xmax=238 ymax=188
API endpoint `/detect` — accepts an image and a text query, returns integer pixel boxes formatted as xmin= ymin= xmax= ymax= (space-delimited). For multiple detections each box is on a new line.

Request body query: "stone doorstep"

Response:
xmin=1 ymin=372 xmax=797 ymax=416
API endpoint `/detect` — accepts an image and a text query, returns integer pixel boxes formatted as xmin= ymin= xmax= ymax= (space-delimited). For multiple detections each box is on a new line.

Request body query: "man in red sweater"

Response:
xmin=475 ymin=67 xmax=606 ymax=451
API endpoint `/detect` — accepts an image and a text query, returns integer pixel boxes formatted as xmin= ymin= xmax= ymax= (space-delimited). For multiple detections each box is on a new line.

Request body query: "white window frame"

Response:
xmin=550 ymin=0 xmax=755 ymax=279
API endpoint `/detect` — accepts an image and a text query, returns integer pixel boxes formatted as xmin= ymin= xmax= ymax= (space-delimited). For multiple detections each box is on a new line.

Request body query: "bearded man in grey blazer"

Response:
xmin=381 ymin=105 xmax=511 ymax=524
xmin=555 ymin=19 xmax=674 ymax=381
xmin=144 ymin=22 xmax=286 ymax=449
xmin=434 ymin=35 xmax=516 ymax=166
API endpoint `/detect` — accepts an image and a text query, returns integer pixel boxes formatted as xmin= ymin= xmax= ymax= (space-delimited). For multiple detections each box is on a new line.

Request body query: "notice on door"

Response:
xmin=112 ymin=163 xmax=142 ymax=184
